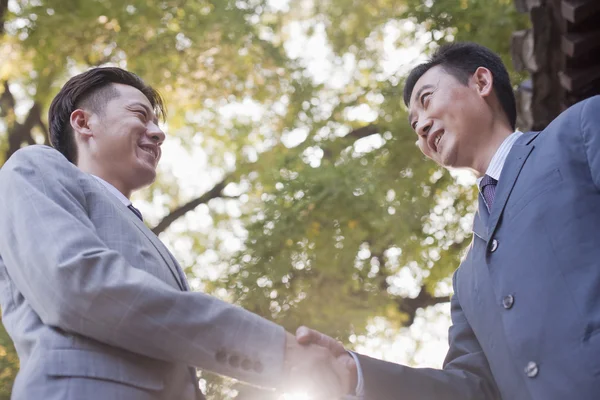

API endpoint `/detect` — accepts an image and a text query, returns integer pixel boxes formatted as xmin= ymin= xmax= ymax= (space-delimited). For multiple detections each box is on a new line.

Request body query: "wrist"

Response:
xmin=283 ymin=332 xmax=301 ymax=379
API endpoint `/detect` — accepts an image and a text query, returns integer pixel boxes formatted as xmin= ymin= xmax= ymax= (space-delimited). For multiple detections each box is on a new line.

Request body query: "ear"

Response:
xmin=70 ymin=109 xmax=94 ymax=142
xmin=472 ymin=67 xmax=494 ymax=98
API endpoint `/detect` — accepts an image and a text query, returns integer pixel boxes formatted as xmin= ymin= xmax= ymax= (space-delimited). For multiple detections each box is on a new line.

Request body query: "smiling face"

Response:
xmin=72 ymin=83 xmax=165 ymax=196
xmin=407 ymin=65 xmax=494 ymax=170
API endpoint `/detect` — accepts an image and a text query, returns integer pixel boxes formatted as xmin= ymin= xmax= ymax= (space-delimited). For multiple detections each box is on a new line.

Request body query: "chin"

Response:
xmin=132 ymin=167 xmax=157 ymax=190
xmin=440 ymin=158 xmax=457 ymax=169
xmin=439 ymin=147 xmax=458 ymax=168
xmin=143 ymin=169 xmax=157 ymax=185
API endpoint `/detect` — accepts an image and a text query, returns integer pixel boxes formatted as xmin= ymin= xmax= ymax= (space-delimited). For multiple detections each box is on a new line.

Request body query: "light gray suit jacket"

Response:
xmin=0 ymin=145 xmax=285 ymax=400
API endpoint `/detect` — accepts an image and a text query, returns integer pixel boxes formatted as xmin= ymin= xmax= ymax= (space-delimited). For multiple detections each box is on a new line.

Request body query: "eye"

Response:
xmin=420 ymin=92 xmax=431 ymax=106
xmin=135 ymin=109 xmax=148 ymax=119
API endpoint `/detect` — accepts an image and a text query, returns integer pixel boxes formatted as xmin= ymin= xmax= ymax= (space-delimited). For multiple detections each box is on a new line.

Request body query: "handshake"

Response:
xmin=281 ymin=326 xmax=359 ymax=399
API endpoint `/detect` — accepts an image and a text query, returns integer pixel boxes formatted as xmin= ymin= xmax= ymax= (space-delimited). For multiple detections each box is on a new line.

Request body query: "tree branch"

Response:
xmin=0 ymin=0 xmax=8 ymax=36
xmin=344 ymin=124 xmax=379 ymax=140
xmin=396 ymin=287 xmax=451 ymax=326
xmin=3 ymin=80 xmax=44 ymax=160
xmin=0 ymin=81 xmax=15 ymax=117
xmin=37 ymin=115 xmax=50 ymax=145
xmin=151 ymin=176 xmax=232 ymax=235
xmin=7 ymin=103 xmax=43 ymax=157
xmin=149 ymin=124 xmax=380 ymax=235
xmin=29 ymin=100 xmax=50 ymax=145
xmin=355 ymin=241 xmax=449 ymax=326
xmin=322 ymin=124 xmax=380 ymax=160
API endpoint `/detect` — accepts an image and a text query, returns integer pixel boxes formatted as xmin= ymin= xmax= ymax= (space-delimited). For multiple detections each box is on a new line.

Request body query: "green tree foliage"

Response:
xmin=225 ymin=0 xmax=530 ymax=340
xmin=0 ymin=0 xmax=528 ymax=398
xmin=0 ymin=321 xmax=18 ymax=400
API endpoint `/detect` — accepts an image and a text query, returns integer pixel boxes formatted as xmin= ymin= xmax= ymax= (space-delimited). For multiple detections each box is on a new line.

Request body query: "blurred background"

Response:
xmin=1 ymin=0 xmax=598 ymax=398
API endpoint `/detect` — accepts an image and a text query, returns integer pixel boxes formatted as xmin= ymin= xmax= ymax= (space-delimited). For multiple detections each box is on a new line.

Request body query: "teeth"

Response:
xmin=435 ymin=135 xmax=441 ymax=147
xmin=141 ymin=147 xmax=155 ymax=158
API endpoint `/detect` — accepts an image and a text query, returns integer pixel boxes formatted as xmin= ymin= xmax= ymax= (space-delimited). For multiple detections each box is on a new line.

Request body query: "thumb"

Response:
xmin=296 ymin=326 xmax=347 ymax=356
xmin=295 ymin=326 xmax=318 ymax=345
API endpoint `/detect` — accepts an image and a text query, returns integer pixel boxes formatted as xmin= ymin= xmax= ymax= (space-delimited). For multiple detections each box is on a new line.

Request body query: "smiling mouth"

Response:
xmin=431 ymin=131 xmax=444 ymax=153
xmin=139 ymin=146 xmax=158 ymax=161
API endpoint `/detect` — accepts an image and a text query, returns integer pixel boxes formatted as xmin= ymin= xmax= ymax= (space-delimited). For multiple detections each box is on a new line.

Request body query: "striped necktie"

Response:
xmin=480 ymin=175 xmax=498 ymax=213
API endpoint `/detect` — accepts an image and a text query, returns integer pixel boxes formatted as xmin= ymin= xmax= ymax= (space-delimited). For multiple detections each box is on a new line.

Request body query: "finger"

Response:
xmin=296 ymin=326 xmax=333 ymax=349
xmin=296 ymin=326 xmax=347 ymax=356
xmin=295 ymin=326 xmax=315 ymax=345
xmin=322 ymin=335 xmax=347 ymax=357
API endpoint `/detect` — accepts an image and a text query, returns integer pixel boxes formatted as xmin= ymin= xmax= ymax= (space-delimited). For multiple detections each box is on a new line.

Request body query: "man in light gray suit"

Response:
xmin=0 ymin=68 xmax=348 ymax=399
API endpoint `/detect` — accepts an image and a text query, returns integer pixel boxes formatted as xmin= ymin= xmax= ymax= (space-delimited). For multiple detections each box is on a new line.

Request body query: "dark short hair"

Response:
xmin=48 ymin=67 xmax=165 ymax=163
xmin=403 ymin=42 xmax=517 ymax=130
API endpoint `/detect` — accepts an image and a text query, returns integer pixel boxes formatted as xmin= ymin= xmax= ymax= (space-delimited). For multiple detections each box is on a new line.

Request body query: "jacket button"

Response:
xmin=241 ymin=358 xmax=253 ymax=371
xmin=229 ymin=354 xmax=240 ymax=368
xmin=502 ymin=295 xmax=514 ymax=309
xmin=525 ymin=361 xmax=539 ymax=378
xmin=253 ymin=361 xmax=264 ymax=373
xmin=490 ymin=239 xmax=499 ymax=252
xmin=215 ymin=349 xmax=227 ymax=363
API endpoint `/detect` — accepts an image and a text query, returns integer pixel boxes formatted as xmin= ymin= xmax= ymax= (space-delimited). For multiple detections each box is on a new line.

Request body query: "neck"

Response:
xmin=471 ymin=122 xmax=514 ymax=178
xmin=78 ymin=158 xmax=132 ymax=199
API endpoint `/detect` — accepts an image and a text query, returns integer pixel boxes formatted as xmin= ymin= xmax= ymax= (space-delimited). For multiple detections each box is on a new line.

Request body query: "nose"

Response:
xmin=416 ymin=119 xmax=432 ymax=138
xmin=147 ymin=122 xmax=165 ymax=145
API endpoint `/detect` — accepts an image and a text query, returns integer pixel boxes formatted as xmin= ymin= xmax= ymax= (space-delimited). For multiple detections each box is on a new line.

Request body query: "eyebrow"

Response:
xmin=407 ymin=84 xmax=435 ymax=126
xmin=128 ymin=102 xmax=159 ymax=124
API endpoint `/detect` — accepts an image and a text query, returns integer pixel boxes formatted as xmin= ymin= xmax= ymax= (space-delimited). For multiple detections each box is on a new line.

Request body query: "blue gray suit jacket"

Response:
xmin=358 ymin=95 xmax=600 ymax=400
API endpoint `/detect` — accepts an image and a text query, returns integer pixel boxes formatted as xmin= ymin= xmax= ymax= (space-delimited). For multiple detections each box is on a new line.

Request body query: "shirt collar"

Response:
xmin=477 ymin=130 xmax=524 ymax=185
xmin=91 ymin=175 xmax=132 ymax=207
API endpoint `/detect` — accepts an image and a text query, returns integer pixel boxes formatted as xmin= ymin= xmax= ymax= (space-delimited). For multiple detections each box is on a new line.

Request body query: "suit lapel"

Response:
xmin=486 ymin=131 xmax=540 ymax=242
xmin=90 ymin=178 xmax=187 ymax=291
xmin=122 ymin=207 xmax=188 ymax=291
xmin=472 ymin=196 xmax=488 ymax=241
xmin=164 ymin=245 xmax=190 ymax=291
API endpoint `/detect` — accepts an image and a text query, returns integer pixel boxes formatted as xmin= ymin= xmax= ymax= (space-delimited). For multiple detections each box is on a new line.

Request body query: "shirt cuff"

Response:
xmin=348 ymin=351 xmax=364 ymax=398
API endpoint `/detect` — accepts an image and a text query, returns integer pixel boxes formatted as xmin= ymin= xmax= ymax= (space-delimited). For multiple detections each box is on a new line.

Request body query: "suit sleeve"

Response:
xmin=0 ymin=145 xmax=285 ymax=389
xmin=357 ymin=271 xmax=500 ymax=400
xmin=579 ymin=95 xmax=600 ymax=189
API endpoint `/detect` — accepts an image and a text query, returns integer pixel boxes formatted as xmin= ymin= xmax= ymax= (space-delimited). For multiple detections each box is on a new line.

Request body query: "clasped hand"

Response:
xmin=281 ymin=327 xmax=357 ymax=399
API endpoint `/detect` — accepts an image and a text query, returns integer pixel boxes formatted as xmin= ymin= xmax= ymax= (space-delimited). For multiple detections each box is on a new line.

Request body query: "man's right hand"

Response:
xmin=294 ymin=327 xmax=359 ymax=396
xmin=282 ymin=331 xmax=355 ymax=398
xmin=296 ymin=326 xmax=348 ymax=357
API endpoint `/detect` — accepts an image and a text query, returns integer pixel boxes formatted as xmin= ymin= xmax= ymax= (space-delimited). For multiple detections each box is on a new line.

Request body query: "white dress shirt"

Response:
xmin=477 ymin=131 xmax=524 ymax=185
xmin=91 ymin=175 xmax=132 ymax=207
xmin=476 ymin=130 xmax=523 ymax=210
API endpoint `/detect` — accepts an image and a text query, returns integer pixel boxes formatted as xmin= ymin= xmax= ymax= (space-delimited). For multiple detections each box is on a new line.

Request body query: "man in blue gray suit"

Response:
xmin=297 ymin=42 xmax=600 ymax=399
xmin=0 ymin=68 xmax=350 ymax=399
